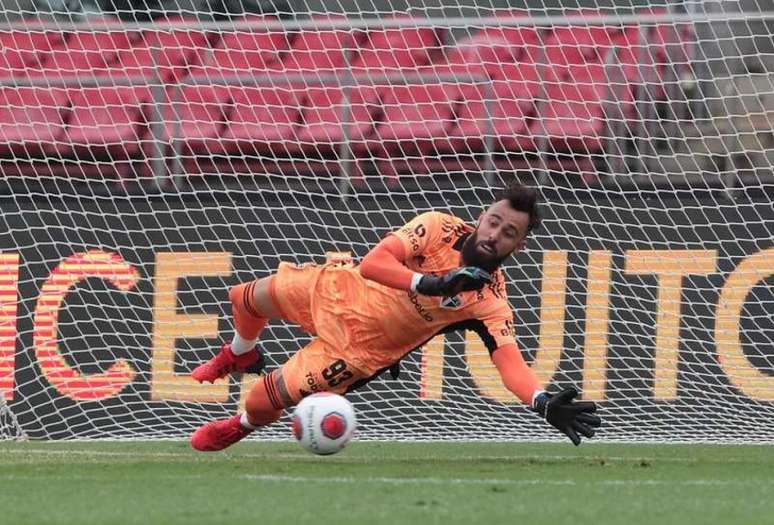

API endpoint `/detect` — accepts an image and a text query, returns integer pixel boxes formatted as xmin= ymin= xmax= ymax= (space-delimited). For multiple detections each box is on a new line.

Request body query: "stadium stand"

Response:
xmin=0 ymin=11 xmax=687 ymax=180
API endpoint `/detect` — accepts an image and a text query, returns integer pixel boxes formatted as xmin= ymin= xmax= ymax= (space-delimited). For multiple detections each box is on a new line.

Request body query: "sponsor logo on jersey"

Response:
xmin=301 ymin=372 xmax=322 ymax=398
xmin=441 ymin=219 xmax=467 ymax=244
xmin=440 ymin=295 xmax=463 ymax=309
xmin=407 ymin=291 xmax=434 ymax=322
xmin=401 ymin=222 xmax=427 ymax=254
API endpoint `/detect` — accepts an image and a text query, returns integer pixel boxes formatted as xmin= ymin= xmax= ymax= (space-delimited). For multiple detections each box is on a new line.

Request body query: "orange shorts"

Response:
xmin=268 ymin=261 xmax=322 ymax=335
xmin=275 ymin=337 xmax=369 ymax=405
xmin=268 ymin=262 xmax=372 ymax=404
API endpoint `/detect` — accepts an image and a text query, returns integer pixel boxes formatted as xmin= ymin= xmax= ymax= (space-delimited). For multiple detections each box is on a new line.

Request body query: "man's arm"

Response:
xmin=492 ymin=343 xmax=601 ymax=445
xmin=359 ymin=236 xmax=416 ymax=291
xmin=360 ymin=236 xmax=492 ymax=297
xmin=491 ymin=343 xmax=542 ymax=405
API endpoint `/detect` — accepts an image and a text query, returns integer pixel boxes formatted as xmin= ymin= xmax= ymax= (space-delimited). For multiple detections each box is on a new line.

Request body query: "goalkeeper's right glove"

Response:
xmin=414 ymin=267 xmax=492 ymax=297
xmin=533 ymin=388 xmax=601 ymax=446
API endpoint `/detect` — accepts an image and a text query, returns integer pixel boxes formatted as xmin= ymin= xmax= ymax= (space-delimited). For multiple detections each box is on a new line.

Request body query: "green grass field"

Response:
xmin=1 ymin=440 xmax=772 ymax=525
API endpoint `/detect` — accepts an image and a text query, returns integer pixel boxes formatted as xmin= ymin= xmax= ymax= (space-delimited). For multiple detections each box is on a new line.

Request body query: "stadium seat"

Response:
xmin=469 ymin=23 xmax=541 ymax=63
xmin=217 ymin=86 xmax=302 ymax=156
xmin=610 ymin=28 xmax=666 ymax=101
xmin=0 ymin=46 xmax=27 ymax=79
xmin=294 ymin=85 xmax=378 ymax=155
xmin=114 ymin=16 xmax=210 ymax=82
xmin=542 ymin=25 xmax=615 ymax=74
xmin=60 ymin=86 xmax=150 ymax=160
xmin=114 ymin=42 xmax=194 ymax=83
xmin=352 ymin=18 xmax=442 ymax=76
xmin=0 ymin=87 xmax=67 ymax=156
xmin=212 ymin=16 xmax=358 ymax=156
xmin=356 ymin=79 xmax=457 ymax=160
xmin=0 ymin=30 xmax=67 ymax=77
xmin=649 ymin=22 xmax=693 ymax=65
xmin=250 ymin=16 xmax=443 ymax=159
xmin=35 ymin=30 xmax=137 ymax=78
xmin=440 ymin=32 xmax=517 ymax=76
xmin=438 ymin=62 xmax=541 ymax=155
xmin=278 ymin=16 xmax=359 ymax=74
xmin=161 ymin=85 xmax=230 ymax=151
xmin=535 ymin=65 xmax=610 ymax=153
xmin=210 ymin=14 xmax=290 ymax=75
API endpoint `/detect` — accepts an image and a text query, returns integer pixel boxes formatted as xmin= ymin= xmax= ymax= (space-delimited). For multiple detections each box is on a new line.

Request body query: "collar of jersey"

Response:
xmin=452 ymin=232 xmax=470 ymax=252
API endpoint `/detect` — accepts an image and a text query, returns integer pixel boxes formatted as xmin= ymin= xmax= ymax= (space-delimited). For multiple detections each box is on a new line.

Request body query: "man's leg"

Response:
xmin=191 ymin=276 xmax=279 ymax=383
xmin=191 ymin=339 xmax=365 ymax=451
xmin=190 ymin=370 xmax=284 ymax=451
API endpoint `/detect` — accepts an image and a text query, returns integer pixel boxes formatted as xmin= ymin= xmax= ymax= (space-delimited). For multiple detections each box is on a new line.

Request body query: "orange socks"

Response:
xmin=229 ymin=282 xmax=268 ymax=354
xmin=243 ymin=371 xmax=284 ymax=428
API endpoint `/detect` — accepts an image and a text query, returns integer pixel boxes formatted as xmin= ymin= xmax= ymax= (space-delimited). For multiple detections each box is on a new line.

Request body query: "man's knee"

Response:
xmin=229 ymin=276 xmax=281 ymax=320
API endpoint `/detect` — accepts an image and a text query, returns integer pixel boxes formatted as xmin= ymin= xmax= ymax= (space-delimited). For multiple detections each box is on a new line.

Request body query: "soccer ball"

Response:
xmin=291 ymin=393 xmax=356 ymax=455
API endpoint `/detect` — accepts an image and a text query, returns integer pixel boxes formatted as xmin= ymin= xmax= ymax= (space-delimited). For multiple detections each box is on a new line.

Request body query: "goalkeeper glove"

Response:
xmin=533 ymin=388 xmax=601 ymax=446
xmin=415 ymin=267 xmax=492 ymax=297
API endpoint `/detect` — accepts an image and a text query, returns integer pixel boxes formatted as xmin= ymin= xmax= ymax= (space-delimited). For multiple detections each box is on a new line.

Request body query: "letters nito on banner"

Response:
xmin=0 ymin=196 xmax=771 ymax=439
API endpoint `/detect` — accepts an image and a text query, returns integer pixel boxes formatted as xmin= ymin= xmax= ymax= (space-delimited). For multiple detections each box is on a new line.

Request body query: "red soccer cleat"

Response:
xmin=191 ymin=415 xmax=253 ymax=452
xmin=191 ymin=343 xmax=263 ymax=383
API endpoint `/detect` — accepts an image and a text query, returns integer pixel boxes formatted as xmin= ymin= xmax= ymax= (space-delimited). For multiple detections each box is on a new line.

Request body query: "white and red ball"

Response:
xmin=291 ymin=393 xmax=356 ymax=455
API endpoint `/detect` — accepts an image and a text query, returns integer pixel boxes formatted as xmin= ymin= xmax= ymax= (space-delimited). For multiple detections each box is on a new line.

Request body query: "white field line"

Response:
xmin=0 ymin=473 xmax=765 ymax=487
xmin=0 ymin=448 xmax=705 ymax=463
xmin=240 ymin=475 xmax=771 ymax=487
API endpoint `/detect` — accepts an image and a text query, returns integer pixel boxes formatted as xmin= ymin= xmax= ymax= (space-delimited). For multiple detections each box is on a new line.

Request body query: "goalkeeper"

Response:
xmin=190 ymin=183 xmax=601 ymax=451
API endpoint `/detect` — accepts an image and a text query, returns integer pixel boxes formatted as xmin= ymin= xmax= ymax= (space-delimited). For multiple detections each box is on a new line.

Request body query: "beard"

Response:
xmin=460 ymin=230 xmax=510 ymax=273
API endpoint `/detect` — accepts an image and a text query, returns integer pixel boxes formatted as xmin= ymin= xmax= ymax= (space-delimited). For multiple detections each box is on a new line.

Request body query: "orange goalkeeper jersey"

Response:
xmin=309 ymin=211 xmax=516 ymax=375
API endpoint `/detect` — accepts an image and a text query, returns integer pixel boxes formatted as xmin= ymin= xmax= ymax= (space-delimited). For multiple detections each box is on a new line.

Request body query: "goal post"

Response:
xmin=0 ymin=4 xmax=772 ymax=442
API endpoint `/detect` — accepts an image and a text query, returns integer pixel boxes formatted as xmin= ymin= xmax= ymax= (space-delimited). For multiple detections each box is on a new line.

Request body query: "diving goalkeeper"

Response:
xmin=190 ymin=183 xmax=601 ymax=451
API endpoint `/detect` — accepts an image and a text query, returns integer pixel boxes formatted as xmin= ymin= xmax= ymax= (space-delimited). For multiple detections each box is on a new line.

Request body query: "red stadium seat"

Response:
xmin=0 ymin=30 xmax=67 ymax=77
xmin=609 ymin=28 xmax=666 ymax=100
xmin=294 ymin=85 xmax=378 ymax=154
xmin=279 ymin=16 xmax=359 ymax=74
xmin=535 ymin=66 xmax=610 ymax=153
xmin=218 ymin=86 xmax=302 ymax=156
xmin=253 ymin=18 xmax=443 ymax=158
xmin=609 ymin=27 xmax=645 ymax=79
xmin=211 ymin=15 xmax=289 ymax=75
xmin=649 ymin=22 xmax=693 ymax=65
xmin=115 ymin=17 xmax=210 ymax=82
xmin=439 ymin=62 xmax=541 ymax=154
xmin=114 ymin=43 xmax=193 ymax=83
xmin=442 ymin=33 xmax=517 ymax=74
xmin=36 ymin=30 xmax=137 ymax=78
xmin=0 ymin=87 xmax=67 ymax=156
xmin=356 ymin=79 xmax=457 ymax=160
xmin=543 ymin=25 xmax=615 ymax=74
xmin=225 ymin=16 xmax=361 ymax=156
xmin=352 ymin=19 xmax=442 ymax=75
xmin=349 ymin=18 xmax=443 ymax=140
xmin=161 ymin=86 xmax=230 ymax=150
xmin=472 ymin=24 xmax=541 ymax=62
xmin=61 ymin=86 xmax=150 ymax=160
xmin=0 ymin=47 xmax=27 ymax=78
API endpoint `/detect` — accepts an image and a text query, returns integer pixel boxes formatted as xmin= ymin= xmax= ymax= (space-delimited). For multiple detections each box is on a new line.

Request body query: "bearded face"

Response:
xmin=460 ymin=227 xmax=511 ymax=272
xmin=460 ymin=200 xmax=531 ymax=272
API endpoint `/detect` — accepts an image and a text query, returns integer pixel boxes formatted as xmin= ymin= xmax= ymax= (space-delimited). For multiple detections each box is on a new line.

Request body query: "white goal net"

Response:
xmin=0 ymin=0 xmax=772 ymax=442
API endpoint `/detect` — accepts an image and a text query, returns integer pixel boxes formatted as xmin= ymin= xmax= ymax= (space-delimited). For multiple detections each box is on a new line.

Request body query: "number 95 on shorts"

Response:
xmin=279 ymin=338 xmax=368 ymax=404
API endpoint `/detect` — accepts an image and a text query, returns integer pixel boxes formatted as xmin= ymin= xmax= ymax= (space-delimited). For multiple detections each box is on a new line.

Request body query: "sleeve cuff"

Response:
xmin=531 ymin=390 xmax=546 ymax=408
xmin=410 ymin=272 xmax=424 ymax=292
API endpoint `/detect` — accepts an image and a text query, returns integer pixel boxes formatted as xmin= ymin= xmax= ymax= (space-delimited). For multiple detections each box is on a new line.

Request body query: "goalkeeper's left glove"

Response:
xmin=414 ymin=267 xmax=492 ymax=297
xmin=533 ymin=388 xmax=601 ymax=446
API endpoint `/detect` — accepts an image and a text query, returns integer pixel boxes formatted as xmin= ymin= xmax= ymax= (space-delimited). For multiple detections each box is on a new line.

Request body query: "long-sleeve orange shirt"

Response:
xmin=353 ymin=211 xmax=542 ymax=405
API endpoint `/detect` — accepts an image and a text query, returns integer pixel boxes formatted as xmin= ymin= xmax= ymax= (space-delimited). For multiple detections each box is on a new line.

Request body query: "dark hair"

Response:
xmin=495 ymin=183 xmax=542 ymax=233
